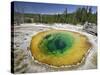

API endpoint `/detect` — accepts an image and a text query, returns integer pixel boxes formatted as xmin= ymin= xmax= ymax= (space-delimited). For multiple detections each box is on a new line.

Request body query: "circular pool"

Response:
xmin=30 ymin=29 xmax=92 ymax=67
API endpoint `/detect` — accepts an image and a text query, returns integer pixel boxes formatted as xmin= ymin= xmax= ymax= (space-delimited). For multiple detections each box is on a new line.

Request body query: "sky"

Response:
xmin=13 ymin=1 xmax=97 ymax=14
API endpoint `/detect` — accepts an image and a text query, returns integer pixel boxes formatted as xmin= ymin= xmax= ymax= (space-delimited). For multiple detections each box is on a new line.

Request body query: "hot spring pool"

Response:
xmin=30 ymin=29 xmax=92 ymax=67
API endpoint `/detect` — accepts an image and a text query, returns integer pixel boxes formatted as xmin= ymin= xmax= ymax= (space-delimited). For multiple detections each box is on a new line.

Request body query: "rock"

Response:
xmin=83 ymin=22 xmax=97 ymax=36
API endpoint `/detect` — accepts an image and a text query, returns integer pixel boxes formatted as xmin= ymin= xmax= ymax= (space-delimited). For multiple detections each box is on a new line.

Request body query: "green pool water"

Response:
xmin=39 ymin=32 xmax=74 ymax=56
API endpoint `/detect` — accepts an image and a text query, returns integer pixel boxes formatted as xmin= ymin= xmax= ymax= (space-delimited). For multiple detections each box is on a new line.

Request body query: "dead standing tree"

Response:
xmin=14 ymin=5 xmax=25 ymax=25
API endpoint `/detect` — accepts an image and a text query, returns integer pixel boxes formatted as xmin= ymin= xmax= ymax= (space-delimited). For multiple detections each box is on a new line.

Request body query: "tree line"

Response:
xmin=14 ymin=6 xmax=97 ymax=25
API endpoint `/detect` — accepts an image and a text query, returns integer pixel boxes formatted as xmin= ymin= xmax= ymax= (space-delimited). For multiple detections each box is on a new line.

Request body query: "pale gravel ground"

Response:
xmin=13 ymin=23 xmax=97 ymax=73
